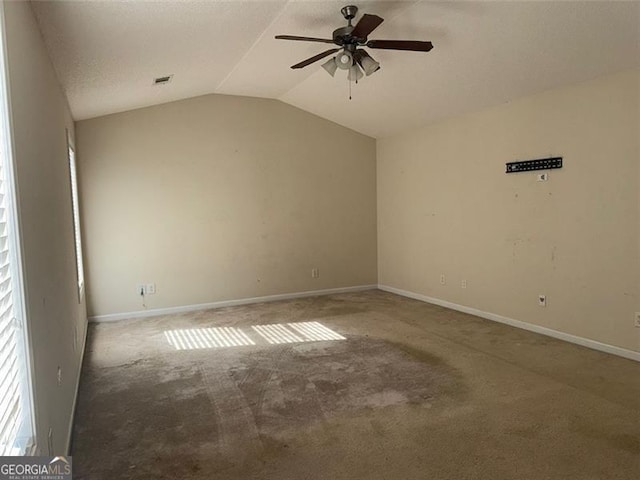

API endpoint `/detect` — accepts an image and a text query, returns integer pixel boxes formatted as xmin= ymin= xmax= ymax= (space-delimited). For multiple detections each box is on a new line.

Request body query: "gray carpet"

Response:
xmin=71 ymin=290 xmax=640 ymax=479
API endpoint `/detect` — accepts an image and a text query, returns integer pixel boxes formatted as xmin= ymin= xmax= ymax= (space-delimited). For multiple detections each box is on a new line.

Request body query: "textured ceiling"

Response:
xmin=32 ymin=0 xmax=640 ymax=138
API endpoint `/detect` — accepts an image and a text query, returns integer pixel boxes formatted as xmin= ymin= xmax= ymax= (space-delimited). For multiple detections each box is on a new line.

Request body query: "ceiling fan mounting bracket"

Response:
xmin=340 ymin=5 xmax=358 ymax=24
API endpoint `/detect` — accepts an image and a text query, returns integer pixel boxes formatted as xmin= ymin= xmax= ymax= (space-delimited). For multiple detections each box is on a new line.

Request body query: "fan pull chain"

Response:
xmin=349 ymin=76 xmax=352 ymax=100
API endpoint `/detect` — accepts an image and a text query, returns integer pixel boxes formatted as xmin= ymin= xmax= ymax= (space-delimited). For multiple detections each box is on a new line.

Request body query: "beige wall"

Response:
xmin=3 ymin=1 xmax=87 ymax=454
xmin=378 ymin=70 xmax=640 ymax=353
xmin=76 ymin=95 xmax=377 ymax=318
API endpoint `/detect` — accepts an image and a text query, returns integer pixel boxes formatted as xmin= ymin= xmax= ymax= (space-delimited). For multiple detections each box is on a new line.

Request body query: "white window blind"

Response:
xmin=0 ymin=163 xmax=22 ymax=455
xmin=0 ymin=7 xmax=33 ymax=456
xmin=68 ymin=144 xmax=84 ymax=298
xmin=0 ymin=133 xmax=31 ymax=456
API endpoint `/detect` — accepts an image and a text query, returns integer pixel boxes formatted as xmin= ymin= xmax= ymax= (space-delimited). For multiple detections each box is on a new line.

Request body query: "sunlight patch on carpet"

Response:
xmin=164 ymin=322 xmax=345 ymax=350
xmin=164 ymin=327 xmax=255 ymax=350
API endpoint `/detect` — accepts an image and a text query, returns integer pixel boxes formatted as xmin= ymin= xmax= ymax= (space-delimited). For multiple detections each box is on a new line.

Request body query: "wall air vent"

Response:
xmin=506 ymin=157 xmax=562 ymax=173
xmin=153 ymin=75 xmax=173 ymax=85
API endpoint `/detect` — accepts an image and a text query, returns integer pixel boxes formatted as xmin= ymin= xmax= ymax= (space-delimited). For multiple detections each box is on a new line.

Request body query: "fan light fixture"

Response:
xmin=347 ymin=63 xmax=363 ymax=81
xmin=321 ymin=57 xmax=338 ymax=77
xmin=335 ymin=50 xmax=353 ymax=70
xmin=322 ymin=48 xmax=373 ymax=99
xmin=355 ymin=50 xmax=380 ymax=76
xmin=323 ymin=49 xmax=379 ymax=81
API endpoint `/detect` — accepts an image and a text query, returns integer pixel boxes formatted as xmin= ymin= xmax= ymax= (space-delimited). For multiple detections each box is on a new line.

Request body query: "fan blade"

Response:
xmin=367 ymin=39 xmax=433 ymax=52
xmin=275 ymin=35 xmax=335 ymax=44
xmin=291 ymin=48 xmax=340 ymax=69
xmin=351 ymin=14 xmax=384 ymax=39
xmin=351 ymin=13 xmax=384 ymax=38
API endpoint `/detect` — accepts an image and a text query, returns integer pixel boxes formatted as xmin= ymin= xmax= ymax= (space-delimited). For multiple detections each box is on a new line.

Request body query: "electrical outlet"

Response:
xmin=146 ymin=283 xmax=156 ymax=295
xmin=634 ymin=312 xmax=640 ymax=328
xmin=137 ymin=284 xmax=146 ymax=296
xmin=461 ymin=279 xmax=467 ymax=289
xmin=440 ymin=274 xmax=446 ymax=285
xmin=538 ymin=295 xmax=547 ymax=307
xmin=537 ymin=173 xmax=549 ymax=182
xmin=311 ymin=268 xmax=319 ymax=278
xmin=57 ymin=366 xmax=62 ymax=386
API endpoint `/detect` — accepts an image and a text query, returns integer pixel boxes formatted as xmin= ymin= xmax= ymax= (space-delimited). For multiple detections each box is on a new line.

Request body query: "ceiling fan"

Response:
xmin=275 ymin=5 xmax=433 ymax=82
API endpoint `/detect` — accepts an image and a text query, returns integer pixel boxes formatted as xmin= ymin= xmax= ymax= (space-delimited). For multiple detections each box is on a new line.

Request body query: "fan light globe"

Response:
xmin=348 ymin=64 xmax=364 ymax=82
xmin=360 ymin=55 xmax=380 ymax=76
xmin=321 ymin=57 xmax=338 ymax=77
xmin=354 ymin=49 xmax=381 ymax=76
xmin=336 ymin=51 xmax=353 ymax=70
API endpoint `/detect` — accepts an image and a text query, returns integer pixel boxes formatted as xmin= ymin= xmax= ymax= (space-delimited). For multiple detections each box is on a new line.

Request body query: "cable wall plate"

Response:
xmin=506 ymin=157 xmax=562 ymax=173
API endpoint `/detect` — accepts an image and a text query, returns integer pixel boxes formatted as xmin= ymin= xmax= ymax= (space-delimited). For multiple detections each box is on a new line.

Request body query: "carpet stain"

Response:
xmin=73 ymin=335 xmax=466 ymax=478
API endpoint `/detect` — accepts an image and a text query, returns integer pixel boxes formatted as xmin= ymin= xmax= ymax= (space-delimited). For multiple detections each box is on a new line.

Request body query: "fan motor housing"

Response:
xmin=333 ymin=26 xmax=353 ymax=44
xmin=333 ymin=26 xmax=364 ymax=48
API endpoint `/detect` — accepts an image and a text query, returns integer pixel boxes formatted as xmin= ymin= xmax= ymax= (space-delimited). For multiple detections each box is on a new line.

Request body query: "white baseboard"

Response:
xmin=378 ymin=284 xmax=640 ymax=363
xmin=89 ymin=285 xmax=378 ymax=323
xmin=66 ymin=318 xmax=88 ymax=455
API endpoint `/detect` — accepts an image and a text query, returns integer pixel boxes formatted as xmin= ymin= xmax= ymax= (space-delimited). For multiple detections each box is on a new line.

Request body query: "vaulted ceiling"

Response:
xmin=32 ymin=0 xmax=640 ymax=138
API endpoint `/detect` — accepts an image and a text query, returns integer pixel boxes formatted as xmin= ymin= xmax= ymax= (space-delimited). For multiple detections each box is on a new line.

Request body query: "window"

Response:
xmin=67 ymin=141 xmax=84 ymax=300
xmin=0 ymin=7 xmax=34 ymax=455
